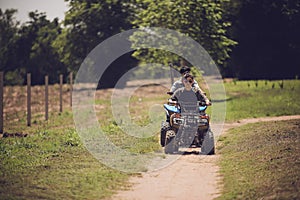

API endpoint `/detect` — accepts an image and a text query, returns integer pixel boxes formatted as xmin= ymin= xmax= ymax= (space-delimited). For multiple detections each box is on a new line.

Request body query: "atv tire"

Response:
xmin=164 ymin=130 xmax=178 ymax=154
xmin=201 ymin=129 xmax=215 ymax=155
xmin=160 ymin=121 xmax=171 ymax=147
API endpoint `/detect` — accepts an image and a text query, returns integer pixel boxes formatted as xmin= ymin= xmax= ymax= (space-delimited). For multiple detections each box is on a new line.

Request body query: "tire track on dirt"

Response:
xmin=112 ymin=115 xmax=300 ymax=200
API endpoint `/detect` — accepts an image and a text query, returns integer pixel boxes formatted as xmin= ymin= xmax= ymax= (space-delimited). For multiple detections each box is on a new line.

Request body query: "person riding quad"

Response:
xmin=169 ymin=66 xmax=211 ymax=106
xmin=171 ymin=73 xmax=210 ymax=106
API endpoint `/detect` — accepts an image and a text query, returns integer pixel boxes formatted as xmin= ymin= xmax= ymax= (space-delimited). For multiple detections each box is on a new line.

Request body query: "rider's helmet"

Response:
xmin=183 ymin=73 xmax=194 ymax=82
xmin=179 ymin=66 xmax=191 ymax=75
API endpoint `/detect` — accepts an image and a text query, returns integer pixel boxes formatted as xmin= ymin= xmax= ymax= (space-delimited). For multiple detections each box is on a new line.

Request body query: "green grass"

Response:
xmin=224 ymin=80 xmax=300 ymax=121
xmin=0 ymin=86 xmax=164 ymax=199
xmin=1 ymin=80 xmax=300 ymax=199
xmin=0 ymin=112 xmax=130 ymax=200
xmin=100 ymin=121 xmax=161 ymax=154
xmin=217 ymin=119 xmax=300 ymax=200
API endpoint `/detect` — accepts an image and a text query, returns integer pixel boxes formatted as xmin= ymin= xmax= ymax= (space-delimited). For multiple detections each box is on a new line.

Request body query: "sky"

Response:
xmin=0 ymin=0 xmax=69 ymax=23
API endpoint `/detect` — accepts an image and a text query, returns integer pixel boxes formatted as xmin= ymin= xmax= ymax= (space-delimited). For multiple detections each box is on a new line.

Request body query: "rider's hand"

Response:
xmin=205 ymin=100 xmax=212 ymax=106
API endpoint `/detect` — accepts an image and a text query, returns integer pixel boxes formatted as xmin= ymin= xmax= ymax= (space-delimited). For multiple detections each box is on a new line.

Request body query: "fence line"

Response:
xmin=70 ymin=72 xmax=73 ymax=107
xmin=0 ymin=72 xmax=74 ymax=130
xmin=0 ymin=72 xmax=3 ymax=133
xmin=59 ymin=74 xmax=63 ymax=113
xmin=45 ymin=75 xmax=49 ymax=121
xmin=27 ymin=73 xmax=31 ymax=127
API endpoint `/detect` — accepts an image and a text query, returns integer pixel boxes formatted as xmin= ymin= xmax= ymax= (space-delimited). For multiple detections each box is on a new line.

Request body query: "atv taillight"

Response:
xmin=200 ymin=115 xmax=210 ymax=122
xmin=175 ymin=113 xmax=181 ymax=118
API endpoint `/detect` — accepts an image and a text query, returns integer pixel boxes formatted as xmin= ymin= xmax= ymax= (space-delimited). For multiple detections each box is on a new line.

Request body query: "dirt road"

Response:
xmin=112 ymin=115 xmax=300 ymax=200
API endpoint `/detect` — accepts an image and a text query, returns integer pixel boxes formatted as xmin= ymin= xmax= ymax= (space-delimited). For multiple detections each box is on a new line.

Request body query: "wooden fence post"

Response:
xmin=45 ymin=75 xmax=49 ymax=120
xmin=27 ymin=73 xmax=31 ymax=126
xmin=169 ymin=63 xmax=174 ymax=86
xmin=59 ymin=74 xmax=63 ymax=113
xmin=70 ymin=72 xmax=73 ymax=107
xmin=0 ymin=72 xmax=3 ymax=133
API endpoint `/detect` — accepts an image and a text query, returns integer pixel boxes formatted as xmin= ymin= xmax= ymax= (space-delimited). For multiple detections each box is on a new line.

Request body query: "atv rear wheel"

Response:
xmin=164 ymin=130 xmax=178 ymax=154
xmin=160 ymin=121 xmax=171 ymax=147
xmin=201 ymin=129 xmax=215 ymax=155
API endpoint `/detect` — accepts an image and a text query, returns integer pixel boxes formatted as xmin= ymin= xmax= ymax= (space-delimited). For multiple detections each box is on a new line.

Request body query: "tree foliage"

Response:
xmin=0 ymin=9 xmax=24 ymax=85
xmin=1 ymin=0 xmax=300 ymax=85
xmin=0 ymin=9 xmax=19 ymax=72
xmin=0 ymin=10 xmax=65 ymax=85
xmin=25 ymin=12 xmax=65 ymax=84
xmin=52 ymin=0 xmax=138 ymax=87
xmin=57 ymin=0 xmax=134 ymax=72
xmin=226 ymin=0 xmax=300 ymax=79
xmin=131 ymin=0 xmax=237 ymax=68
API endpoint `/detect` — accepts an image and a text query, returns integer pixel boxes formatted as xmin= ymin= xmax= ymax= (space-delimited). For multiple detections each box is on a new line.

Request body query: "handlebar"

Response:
xmin=167 ymin=99 xmax=178 ymax=105
xmin=168 ymin=99 xmax=210 ymax=107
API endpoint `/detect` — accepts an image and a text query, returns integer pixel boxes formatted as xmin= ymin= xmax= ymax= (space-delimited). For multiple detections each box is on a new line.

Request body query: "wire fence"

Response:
xmin=0 ymin=72 xmax=73 ymax=133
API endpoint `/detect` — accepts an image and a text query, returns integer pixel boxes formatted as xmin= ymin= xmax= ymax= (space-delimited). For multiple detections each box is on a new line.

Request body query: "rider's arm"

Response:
xmin=201 ymin=93 xmax=211 ymax=106
xmin=195 ymin=91 xmax=210 ymax=104
xmin=192 ymin=80 xmax=211 ymax=105
xmin=170 ymin=94 xmax=178 ymax=101
xmin=170 ymin=80 xmax=182 ymax=93
xmin=170 ymin=89 xmax=180 ymax=102
xmin=191 ymin=80 xmax=205 ymax=94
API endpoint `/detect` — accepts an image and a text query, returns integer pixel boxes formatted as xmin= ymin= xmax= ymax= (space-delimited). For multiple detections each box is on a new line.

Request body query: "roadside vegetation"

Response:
xmin=0 ymin=111 xmax=129 ymax=200
xmin=217 ymin=119 xmax=300 ymax=200
xmin=217 ymin=79 xmax=300 ymax=199
xmin=224 ymin=79 xmax=300 ymax=121
xmin=0 ymin=79 xmax=299 ymax=199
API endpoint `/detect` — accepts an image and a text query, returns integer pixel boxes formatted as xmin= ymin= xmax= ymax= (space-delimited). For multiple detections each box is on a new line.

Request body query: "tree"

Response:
xmin=54 ymin=0 xmax=137 ymax=88
xmin=0 ymin=9 xmax=66 ymax=85
xmin=29 ymin=15 xmax=66 ymax=84
xmin=226 ymin=0 xmax=300 ymax=79
xmin=57 ymin=0 xmax=134 ymax=71
xmin=0 ymin=9 xmax=21 ymax=84
xmin=13 ymin=11 xmax=66 ymax=85
xmin=0 ymin=8 xmax=19 ymax=70
xmin=130 ymin=0 xmax=237 ymax=71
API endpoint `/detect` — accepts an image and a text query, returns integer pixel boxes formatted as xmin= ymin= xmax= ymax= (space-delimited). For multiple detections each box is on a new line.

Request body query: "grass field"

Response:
xmin=0 ymin=79 xmax=299 ymax=199
xmin=0 ymin=111 xmax=130 ymax=200
xmin=224 ymin=80 xmax=300 ymax=121
xmin=217 ymin=119 xmax=300 ymax=200
xmin=3 ymin=84 xmax=71 ymax=124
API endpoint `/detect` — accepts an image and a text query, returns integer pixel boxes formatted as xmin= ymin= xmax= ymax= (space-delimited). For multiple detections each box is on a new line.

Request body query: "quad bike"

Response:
xmin=160 ymin=95 xmax=215 ymax=155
